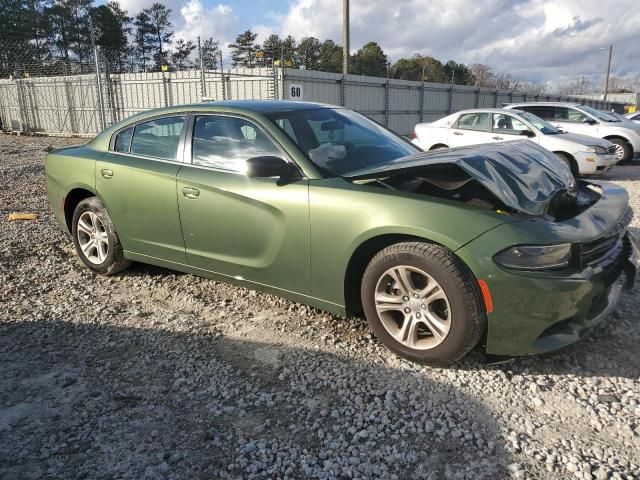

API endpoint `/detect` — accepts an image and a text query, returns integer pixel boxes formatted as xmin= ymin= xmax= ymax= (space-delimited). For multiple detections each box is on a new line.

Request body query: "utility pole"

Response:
xmin=603 ymin=44 xmax=612 ymax=101
xmin=342 ymin=0 xmax=349 ymax=75
xmin=198 ymin=36 xmax=206 ymax=100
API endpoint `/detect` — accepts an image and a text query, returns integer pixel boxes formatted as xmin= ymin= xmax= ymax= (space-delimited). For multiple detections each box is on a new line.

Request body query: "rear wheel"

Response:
xmin=607 ymin=138 xmax=633 ymax=163
xmin=72 ymin=197 xmax=130 ymax=275
xmin=361 ymin=242 xmax=485 ymax=365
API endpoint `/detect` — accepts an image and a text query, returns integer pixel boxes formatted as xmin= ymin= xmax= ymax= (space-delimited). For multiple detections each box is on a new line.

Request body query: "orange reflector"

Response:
xmin=477 ymin=279 xmax=493 ymax=314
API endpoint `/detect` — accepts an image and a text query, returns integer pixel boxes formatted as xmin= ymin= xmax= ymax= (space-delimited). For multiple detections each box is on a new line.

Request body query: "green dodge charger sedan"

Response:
xmin=45 ymin=100 xmax=639 ymax=364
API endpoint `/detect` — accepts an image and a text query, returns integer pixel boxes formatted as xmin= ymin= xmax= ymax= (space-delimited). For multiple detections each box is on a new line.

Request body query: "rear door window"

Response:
xmin=519 ymin=106 xmax=553 ymax=120
xmin=552 ymin=107 xmax=588 ymax=123
xmin=130 ymin=116 xmax=186 ymax=160
xmin=456 ymin=112 xmax=489 ymax=131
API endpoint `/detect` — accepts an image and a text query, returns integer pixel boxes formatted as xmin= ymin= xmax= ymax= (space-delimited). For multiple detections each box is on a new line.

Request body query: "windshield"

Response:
xmin=579 ymin=105 xmax=620 ymax=122
xmin=518 ymin=111 xmax=561 ymax=134
xmin=266 ymin=108 xmax=419 ymax=176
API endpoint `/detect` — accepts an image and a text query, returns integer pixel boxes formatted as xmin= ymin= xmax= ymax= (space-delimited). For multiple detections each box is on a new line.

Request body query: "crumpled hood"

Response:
xmin=344 ymin=140 xmax=576 ymax=216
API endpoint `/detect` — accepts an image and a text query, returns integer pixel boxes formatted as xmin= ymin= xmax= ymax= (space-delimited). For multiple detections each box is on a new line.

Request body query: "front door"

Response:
xmin=176 ymin=114 xmax=310 ymax=295
xmin=96 ymin=115 xmax=187 ymax=264
xmin=490 ymin=113 xmax=538 ymax=144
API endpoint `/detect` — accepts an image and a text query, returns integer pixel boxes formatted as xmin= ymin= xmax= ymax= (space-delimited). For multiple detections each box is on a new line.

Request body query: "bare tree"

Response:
xmin=469 ymin=63 xmax=493 ymax=87
xmin=556 ymin=77 xmax=592 ymax=96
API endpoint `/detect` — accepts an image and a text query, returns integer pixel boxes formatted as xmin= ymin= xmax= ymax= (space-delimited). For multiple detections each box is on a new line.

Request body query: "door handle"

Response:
xmin=101 ymin=168 xmax=114 ymax=179
xmin=492 ymin=136 xmax=503 ymax=140
xmin=182 ymin=187 xmax=200 ymax=199
xmin=453 ymin=132 xmax=464 ymax=136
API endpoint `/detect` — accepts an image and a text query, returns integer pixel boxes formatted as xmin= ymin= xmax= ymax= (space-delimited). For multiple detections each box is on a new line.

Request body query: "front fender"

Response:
xmin=308 ymin=178 xmax=510 ymax=308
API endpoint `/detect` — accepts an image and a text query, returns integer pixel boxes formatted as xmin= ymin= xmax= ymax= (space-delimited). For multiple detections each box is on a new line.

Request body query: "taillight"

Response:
xmin=411 ymin=130 xmax=417 ymax=140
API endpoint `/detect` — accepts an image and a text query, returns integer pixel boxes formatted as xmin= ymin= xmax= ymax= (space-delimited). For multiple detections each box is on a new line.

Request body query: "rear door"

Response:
xmin=550 ymin=106 xmax=595 ymax=135
xmin=96 ymin=115 xmax=187 ymax=263
xmin=176 ymin=113 xmax=310 ymax=294
xmin=448 ymin=112 xmax=492 ymax=146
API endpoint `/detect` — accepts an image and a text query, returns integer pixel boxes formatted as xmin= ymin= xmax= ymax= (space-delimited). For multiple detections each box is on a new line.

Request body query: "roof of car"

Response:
xmin=184 ymin=100 xmax=337 ymax=113
xmin=453 ymin=108 xmax=525 ymax=114
xmin=505 ymin=102 xmax=583 ymax=107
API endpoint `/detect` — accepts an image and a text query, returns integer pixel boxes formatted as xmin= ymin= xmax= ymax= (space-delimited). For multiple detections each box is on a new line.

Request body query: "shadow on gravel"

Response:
xmin=0 ymin=320 xmax=509 ymax=480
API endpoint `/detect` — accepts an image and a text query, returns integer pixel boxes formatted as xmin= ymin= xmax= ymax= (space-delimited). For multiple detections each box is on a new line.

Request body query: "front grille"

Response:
xmin=581 ymin=235 xmax=622 ymax=267
xmin=607 ymin=145 xmax=617 ymax=155
xmin=577 ymin=207 xmax=632 ymax=271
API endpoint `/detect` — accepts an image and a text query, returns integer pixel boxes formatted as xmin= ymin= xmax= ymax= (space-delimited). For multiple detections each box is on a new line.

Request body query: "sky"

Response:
xmin=115 ymin=0 xmax=640 ymax=87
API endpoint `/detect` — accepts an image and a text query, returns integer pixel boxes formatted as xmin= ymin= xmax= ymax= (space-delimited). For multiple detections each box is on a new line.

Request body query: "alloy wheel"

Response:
xmin=76 ymin=211 xmax=109 ymax=265
xmin=613 ymin=143 xmax=625 ymax=161
xmin=374 ymin=265 xmax=452 ymax=350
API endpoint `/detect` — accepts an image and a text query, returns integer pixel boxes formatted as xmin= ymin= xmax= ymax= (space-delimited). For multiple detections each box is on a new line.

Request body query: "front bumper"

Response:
xmin=474 ymin=233 xmax=637 ymax=356
xmin=456 ymin=181 xmax=636 ymax=356
xmin=574 ymin=151 xmax=617 ymax=174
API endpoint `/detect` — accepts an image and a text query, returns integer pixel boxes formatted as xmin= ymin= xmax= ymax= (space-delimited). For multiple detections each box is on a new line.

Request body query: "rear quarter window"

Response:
xmin=113 ymin=127 xmax=133 ymax=152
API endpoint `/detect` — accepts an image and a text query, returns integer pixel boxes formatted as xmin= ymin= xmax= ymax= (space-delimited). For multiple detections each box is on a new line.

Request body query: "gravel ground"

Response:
xmin=1 ymin=134 xmax=639 ymax=480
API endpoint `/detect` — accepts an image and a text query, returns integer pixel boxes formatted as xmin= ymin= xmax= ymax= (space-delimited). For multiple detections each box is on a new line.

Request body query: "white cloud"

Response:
xmin=275 ymin=0 xmax=640 ymax=83
xmin=117 ymin=0 xmax=639 ymax=83
xmin=174 ymin=1 xmax=240 ymax=44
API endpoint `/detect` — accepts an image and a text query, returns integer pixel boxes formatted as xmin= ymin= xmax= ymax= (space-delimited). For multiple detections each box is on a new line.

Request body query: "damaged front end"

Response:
xmin=345 ymin=140 xmax=639 ymax=357
xmin=344 ymin=140 xmax=598 ymax=220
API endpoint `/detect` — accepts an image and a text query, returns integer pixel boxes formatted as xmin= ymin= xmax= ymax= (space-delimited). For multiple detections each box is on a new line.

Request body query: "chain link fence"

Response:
xmin=0 ymin=38 xmax=627 ymax=137
xmin=0 ymin=38 xmax=277 ymax=136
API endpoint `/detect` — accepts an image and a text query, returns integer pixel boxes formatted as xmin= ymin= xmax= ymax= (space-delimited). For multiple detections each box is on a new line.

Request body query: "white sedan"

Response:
xmin=412 ymin=108 xmax=618 ymax=175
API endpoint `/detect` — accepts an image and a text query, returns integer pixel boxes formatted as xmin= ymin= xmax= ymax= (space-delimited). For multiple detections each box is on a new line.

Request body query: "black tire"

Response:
xmin=555 ymin=152 xmax=579 ymax=176
xmin=607 ymin=138 xmax=633 ymax=163
xmin=361 ymin=242 xmax=486 ymax=365
xmin=71 ymin=197 xmax=130 ymax=275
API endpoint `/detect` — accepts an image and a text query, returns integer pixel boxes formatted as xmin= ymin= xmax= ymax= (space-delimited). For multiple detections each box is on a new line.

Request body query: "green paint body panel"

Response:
xmin=44 ymin=101 xmax=633 ymax=358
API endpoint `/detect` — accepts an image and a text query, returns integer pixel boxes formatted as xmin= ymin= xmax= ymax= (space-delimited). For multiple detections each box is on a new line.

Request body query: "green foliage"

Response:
xmin=133 ymin=11 xmax=153 ymax=72
xmin=91 ymin=1 xmax=131 ymax=73
xmin=391 ymin=54 xmax=475 ymax=85
xmin=318 ymin=39 xmax=342 ymax=73
xmin=144 ymin=2 xmax=173 ymax=70
xmin=350 ymin=41 xmax=387 ymax=77
xmin=230 ymin=30 xmax=258 ymax=68
xmin=296 ymin=36 xmax=322 ymax=70
xmin=171 ymin=38 xmax=195 ymax=69
xmin=201 ymin=37 xmax=220 ymax=70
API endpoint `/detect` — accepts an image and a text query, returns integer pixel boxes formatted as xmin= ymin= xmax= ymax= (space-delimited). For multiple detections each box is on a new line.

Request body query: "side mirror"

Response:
xmin=583 ymin=118 xmax=597 ymax=125
xmin=520 ymin=130 xmax=536 ymax=138
xmin=246 ymin=156 xmax=295 ymax=178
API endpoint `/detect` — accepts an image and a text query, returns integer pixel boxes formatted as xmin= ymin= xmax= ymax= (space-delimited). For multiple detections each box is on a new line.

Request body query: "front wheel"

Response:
xmin=71 ymin=197 xmax=130 ymax=275
xmin=361 ymin=242 xmax=486 ymax=365
xmin=608 ymin=138 xmax=633 ymax=163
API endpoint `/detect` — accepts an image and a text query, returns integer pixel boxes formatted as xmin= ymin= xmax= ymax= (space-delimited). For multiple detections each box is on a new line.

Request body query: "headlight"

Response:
xmin=494 ymin=244 xmax=572 ymax=270
xmin=587 ymin=145 xmax=608 ymax=154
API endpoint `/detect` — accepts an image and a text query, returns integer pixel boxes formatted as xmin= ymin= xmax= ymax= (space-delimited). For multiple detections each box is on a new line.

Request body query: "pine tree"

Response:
xmin=350 ymin=42 xmax=387 ymax=77
xmin=201 ymin=37 xmax=220 ymax=70
xmin=230 ymin=30 xmax=258 ymax=68
xmin=171 ymin=38 xmax=195 ymax=69
xmin=133 ymin=11 xmax=153 ymax=72
xmin=318 ymin=39 xmax=342 ymax=73
xmin=143 ymin=2 xmax=173 ymax=70
xmin=261 ymin=34 xmax=282 ymax=63
xmin=90 ymin=1 xmax=130 ymax=73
